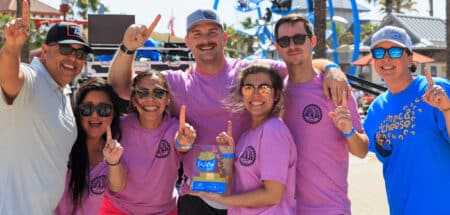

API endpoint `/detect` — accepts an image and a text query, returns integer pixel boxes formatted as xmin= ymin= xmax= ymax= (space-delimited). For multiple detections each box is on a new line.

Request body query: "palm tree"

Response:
xmin=429 ymin=0 xmax=433 ymax=16
xmin=314 ymin=0 xmax=327 ymax=58
xmin=73 ymin=0 xmax=107 ymax=19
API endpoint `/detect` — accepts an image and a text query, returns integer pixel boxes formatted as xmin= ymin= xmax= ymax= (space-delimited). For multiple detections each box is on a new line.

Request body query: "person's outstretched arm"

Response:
xmin=108 ymin=15 xmax=161 ymax=99
xmin=0 ymin=0 xmax=29 ymax=104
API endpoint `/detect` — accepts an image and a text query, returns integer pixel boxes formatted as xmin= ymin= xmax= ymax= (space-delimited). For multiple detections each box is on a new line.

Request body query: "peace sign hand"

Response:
xmin=4 ymin=0 xmax=30 ymax=51
xmin=122 ymin=14 xmax=161 ymax=51
xmin=422 ymin=68 xmax=450 ymax=112
xmin=216 ymin=121 xmax=235 ymax=155
xmin=329 ymin=91 xmax=353 ymax=135
xmin=103 ymin=126 xmax=124 ymax=166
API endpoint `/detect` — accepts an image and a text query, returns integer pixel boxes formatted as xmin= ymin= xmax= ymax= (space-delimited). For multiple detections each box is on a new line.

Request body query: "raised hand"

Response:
xmin=329 ymin=91 xmax=353 ymax=135
xmin=103 ymin=126 xmax=124 ymax=165
xmin=422 ymin=68 xmax=450 ymax=112
xmin=123 ymin=14 xmax=161 ymax=51
xmin=216 ymin=121 xmax=235 ymax=154
xmin=176 ymin=105 xmax=197 ymax=149
xmin=4 ymin=0 xmax=30 ymax=51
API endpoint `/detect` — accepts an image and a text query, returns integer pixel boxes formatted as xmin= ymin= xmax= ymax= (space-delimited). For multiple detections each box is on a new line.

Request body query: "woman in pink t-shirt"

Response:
xmin=55 ymin=77 xmax=122 ymax=215
xmin=98 ymin=71 xmax=197 ymax=215
xmin=194 ymin=63 xmax=297 ymax=215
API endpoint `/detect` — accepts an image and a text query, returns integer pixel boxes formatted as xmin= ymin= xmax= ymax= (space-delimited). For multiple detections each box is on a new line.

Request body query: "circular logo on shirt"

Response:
xmin=303 ymin=104 xmax=322 ymax=124
xmin=89 ymin=175 xmax=106 ymax=195
xmin=239 ymin=146 xmax=256 ymax=167
xmin=374 ymin=132 xmax=393 ymax=157
xmin=156 ymin=139 xmax=171 ymax=158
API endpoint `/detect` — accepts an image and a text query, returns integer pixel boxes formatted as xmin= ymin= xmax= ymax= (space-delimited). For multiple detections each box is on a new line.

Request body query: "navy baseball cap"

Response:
xmin=45 ymin=22 xmax=93 ymax=53
xmin=186 ymin=9 xmax=223 ymax=32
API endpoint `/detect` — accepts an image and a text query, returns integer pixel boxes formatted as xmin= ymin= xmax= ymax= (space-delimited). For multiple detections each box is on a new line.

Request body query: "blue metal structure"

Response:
xmin=212 ymin=0 xmax=361 ymax=75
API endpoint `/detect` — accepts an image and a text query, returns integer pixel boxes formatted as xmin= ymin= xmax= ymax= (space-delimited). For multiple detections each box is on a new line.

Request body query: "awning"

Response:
xmin=352 ymin=51 xmax=435 ymax=66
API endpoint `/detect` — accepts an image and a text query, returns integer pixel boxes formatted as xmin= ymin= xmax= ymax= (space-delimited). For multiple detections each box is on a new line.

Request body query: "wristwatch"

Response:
xmin=119 ymin=43 xmax=136 ymax=55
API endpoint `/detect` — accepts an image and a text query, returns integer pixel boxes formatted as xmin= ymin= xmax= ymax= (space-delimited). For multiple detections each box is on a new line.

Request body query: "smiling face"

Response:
xmin=41 ymin=43 xmax=87 ymax=87
xmin=131 ymin=75 xmax=171 ymax=129
xmin=372 ymin=41 xmax=413 ymax=85
xmin=79 ymin=90 xmax=114 ymax=140
xmin=185 ymin=22 xmax=227 ymax=64
xmin=242 ymin=72 xmax=277 ymax=126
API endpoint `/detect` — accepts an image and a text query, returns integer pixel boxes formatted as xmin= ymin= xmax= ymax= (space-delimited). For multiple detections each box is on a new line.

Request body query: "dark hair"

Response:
xmin=274 ymin=14 xmax=313 ymax=40
xmin=68 ymin=77 xmax=121 ymax=213
xmin=226 ymin=63 xmax=284 ymax=118
xmin=405 ymin=50 xmax=417 ymax=73
xmin=129 ymin=70 xmax=172 ymax=116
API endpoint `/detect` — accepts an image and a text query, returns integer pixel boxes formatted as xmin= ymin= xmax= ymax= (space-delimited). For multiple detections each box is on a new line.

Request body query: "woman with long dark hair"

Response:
xmin=55 ymin=77 xmax=122 ymax=214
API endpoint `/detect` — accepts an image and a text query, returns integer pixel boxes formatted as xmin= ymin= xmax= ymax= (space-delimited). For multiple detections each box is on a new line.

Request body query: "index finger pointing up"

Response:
xmin=179 ymin=105 xmax=186 ymax=130
xmin=22 ymin=0 xmax=29 ymax=26
xmin=144 ymin=14 xmax=162 ymax=37
xmin=227 ymin=121 xmax=233 ymax=136
xmin=424 ymin=68 xmax=435 ymax=87
xmin=106 ymin=126 xmax=112 ymax=143
xmin=341 ymin=90 xmax=348 ymax=107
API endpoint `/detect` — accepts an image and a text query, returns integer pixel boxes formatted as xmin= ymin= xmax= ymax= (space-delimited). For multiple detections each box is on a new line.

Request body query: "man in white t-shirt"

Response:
xmin=0 ymin=1 xmax=92 ymax=214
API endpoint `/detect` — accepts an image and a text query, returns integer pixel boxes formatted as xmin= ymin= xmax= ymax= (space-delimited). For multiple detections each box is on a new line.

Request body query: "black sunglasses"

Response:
xmin=276 ymin=34 xmax=310 ymax=48
xmin=78 ymin=103 xmax=113 ymax=117
xmin=133 ymin=87 xmax=168 ymax=100
xmin=371 ymin=47 xmax=407 ymax=59
xmin=57 ymin=44 xmax=88 ymax=60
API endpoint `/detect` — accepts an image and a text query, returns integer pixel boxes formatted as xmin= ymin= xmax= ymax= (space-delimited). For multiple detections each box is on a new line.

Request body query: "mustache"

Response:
xmin=196 ymin=42 xmax=217 ymax=49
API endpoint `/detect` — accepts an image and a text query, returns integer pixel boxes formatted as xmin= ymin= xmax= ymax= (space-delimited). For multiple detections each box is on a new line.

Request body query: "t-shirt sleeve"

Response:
xmin=259 ymin=120 xmax=294 ymax=185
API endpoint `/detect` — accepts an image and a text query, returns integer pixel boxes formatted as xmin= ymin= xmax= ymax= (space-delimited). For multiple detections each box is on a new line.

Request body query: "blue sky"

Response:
xmin=40 ymin=0 xmax=446 ymax=37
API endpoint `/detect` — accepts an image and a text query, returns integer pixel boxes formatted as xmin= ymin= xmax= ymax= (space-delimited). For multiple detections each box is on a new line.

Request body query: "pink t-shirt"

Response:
xmin=106 ymin=113 xmax=181 ymax=214
xmin=283 ymin=73 xmax=362 ymax=215
xmin=163 ymin=58 xmax=286 ymax=196
xmin=55 ymin=162 xmax=108 ymax=215
xmin=228 ymin=118 xmax=297 ymax=215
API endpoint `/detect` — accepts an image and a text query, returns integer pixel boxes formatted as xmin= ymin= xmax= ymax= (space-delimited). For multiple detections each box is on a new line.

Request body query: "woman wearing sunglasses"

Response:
xmin=363 ymin=25 xmax=450 ymax=214
xmin=98 ymin=70 xmax=197 ymax=215
xmin=193 ymin=63 xmax=297 ymax=214
xmin=55 ymin=77 xmax=122 ymax=215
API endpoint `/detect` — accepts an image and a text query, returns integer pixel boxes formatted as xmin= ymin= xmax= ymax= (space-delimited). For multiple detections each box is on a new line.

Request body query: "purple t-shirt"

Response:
xmin=163 ymin=58 xmax=286 ymax=195
xmin=55 ymin=162 xmax=108 ymax=215
xmin=106 ymin=113 xmax=181 ymax=214
xmin=228 ymin=118 xmax=297 ymax=215
xmin=283 ymin=73 xmax=362 ymax=215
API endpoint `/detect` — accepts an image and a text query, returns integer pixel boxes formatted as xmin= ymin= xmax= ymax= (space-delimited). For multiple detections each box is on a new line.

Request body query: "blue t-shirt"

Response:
xmin=363 ymin=75 xmax=450 ymax=215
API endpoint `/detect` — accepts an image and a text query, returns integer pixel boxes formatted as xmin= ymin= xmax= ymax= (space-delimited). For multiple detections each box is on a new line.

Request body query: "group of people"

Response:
xmin=1 ymin=1 xmax=449 ymax=214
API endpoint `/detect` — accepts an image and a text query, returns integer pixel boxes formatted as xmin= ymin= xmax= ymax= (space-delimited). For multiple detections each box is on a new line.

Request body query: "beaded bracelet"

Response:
xmin=106 ymin=159 xmax=121 ymax=166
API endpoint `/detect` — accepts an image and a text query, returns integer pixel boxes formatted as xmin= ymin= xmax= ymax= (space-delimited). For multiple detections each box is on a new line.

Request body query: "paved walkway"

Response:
xmin=348 ymin=153 xmax=389 ymax=215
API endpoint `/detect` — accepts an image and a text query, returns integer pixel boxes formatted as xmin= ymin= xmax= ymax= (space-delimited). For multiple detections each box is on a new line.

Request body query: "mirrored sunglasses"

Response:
xmin=78 ymin=103 xmax=113 ymax=117
xmin=276 ymin=33 xmax=309 ymax=48
xmin=241 ymin=83 xmax=273 ymax=96
xmin=133 ymin=87 xmax=168 ymax=100
xmin=371 ymin=47 xmax=406 ymax=59
xmin=58 ymin=44 xmax=88 ymax=60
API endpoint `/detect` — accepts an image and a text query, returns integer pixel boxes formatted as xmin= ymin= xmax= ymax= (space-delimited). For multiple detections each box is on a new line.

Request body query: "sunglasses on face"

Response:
xmin=371 ymin=47 xmax=406 ymax=59
xmin=78 ymin=103 xmax=113 ymax=117
xmin=133 ymin=87 xmax=168 ymax=100
xmin=241 ymin=83 xmax=273 ymax=96
xmin=276 ymin=34 xmax=309 ymax=48
xmin=57 ymin=44 xmax=88 ymax=60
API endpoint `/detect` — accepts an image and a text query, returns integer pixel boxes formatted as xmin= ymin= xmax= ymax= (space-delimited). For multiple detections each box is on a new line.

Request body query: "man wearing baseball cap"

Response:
xmin=108 ymin=9 xmax=349 ymax=215
xmin=0 ymin=1 xmax=92 ymax=214
xmin=363 ymin=25 xmax=450 ymax=214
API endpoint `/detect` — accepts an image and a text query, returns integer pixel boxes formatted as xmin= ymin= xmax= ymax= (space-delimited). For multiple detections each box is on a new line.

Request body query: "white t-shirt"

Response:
xmin=0 ymin=58 xmax=77 ymax=215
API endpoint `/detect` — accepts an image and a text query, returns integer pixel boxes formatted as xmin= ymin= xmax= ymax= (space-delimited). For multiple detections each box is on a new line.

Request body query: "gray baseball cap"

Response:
xmin=186 ymin=9 xmax=223 ymax=32
xmin=370 ymin=25 xmax=412 ymax=52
